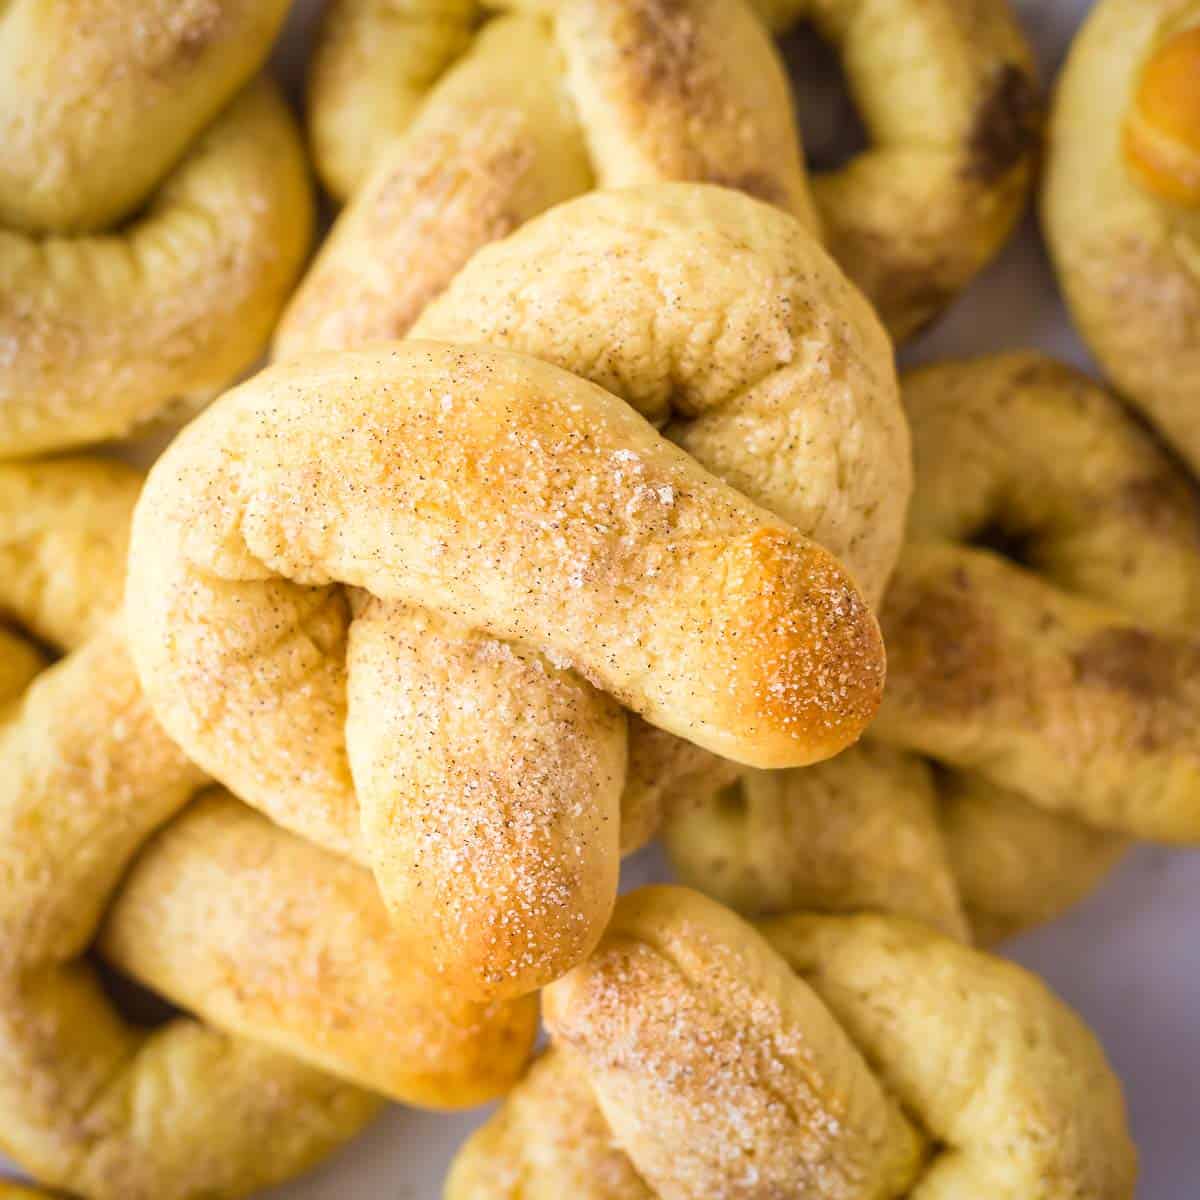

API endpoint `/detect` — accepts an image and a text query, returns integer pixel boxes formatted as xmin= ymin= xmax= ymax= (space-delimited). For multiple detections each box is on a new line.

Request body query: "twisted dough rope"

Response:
xmin=283 ymin=0 xmax=1037 ymax=355
xmin=0 ymin=461 xmax=535 ymax=1198
xmin=447 ymin=886 xmax=1137 ymax=1200
xmin=665 ymin=742 xmax=1127 ymax=946
xmin=667 ymin=353 xmax=1200 ymax=942
xmin=1044 ymin=0 xmax=1200 ymax=476
xmin=0 ymin=0 xmax=313 ymax=458
xmin=279 ymin=0 xmax=815 ymax=356
xmin=748 ymin=0 xmax=1041 ymax=339
xmin=129 ymin=184 xmax=905 ymax=1002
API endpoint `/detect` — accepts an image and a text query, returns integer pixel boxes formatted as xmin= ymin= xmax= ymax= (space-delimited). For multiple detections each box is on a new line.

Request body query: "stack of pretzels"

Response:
xmin=1 ymin=0 xmax=1194 ymax=1196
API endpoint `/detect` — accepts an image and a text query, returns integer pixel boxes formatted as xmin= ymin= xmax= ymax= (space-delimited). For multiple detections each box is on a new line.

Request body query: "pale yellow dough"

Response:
xmin=667 ymin=353 xmax=1200 ymax=940
xmin=1044 ymin=0 xmax=1200 ymax=474
xmin=751 ymin=0 xmax=1041 ymax=338
xmin=447 ymin=887 xmax=1137 ymax=1199
xmin=129 ymin=185 xmax=906 ymax=1003
xmin=0 ymin=2 xmax=314 ymax=457
xmin=0 ymin=460 xmax=535 ymax=1198
xmin=293 ymin=0 xmax=1037 ymax=348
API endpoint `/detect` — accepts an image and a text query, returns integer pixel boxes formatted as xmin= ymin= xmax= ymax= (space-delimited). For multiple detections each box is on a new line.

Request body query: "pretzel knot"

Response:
xmin=0 ymin=0 xmax=313 ymax=458
xmin=284 ymin=0 xmax=1038 ymax=356
xmin=0 ymin=461 xmax=535 ymax=1198
xmin=128 ymin=185 xmax=906 ymax=1002
xmin=668 ymin=353 xmax=1200 ymax=941
xmin=1044 ymin=0 xmax=1200 ymax=475
xmin=447 ymin=886 xmax=1138 ymax=1199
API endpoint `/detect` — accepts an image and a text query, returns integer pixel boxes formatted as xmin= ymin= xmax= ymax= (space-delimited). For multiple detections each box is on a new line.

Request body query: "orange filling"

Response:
xmin=1123 ymin=27 xmax=1200 ymax=205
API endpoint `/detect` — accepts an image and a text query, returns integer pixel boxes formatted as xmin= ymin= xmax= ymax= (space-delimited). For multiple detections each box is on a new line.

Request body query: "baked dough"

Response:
xmin=1044 ymin=0 xmax=1200 ymax=474
xmin=294 ymin=0 xmax=1037 ymax=347
xmin=667 ymin=353 xmax=1200 ymax=939
xmin=0 ymin=460 xmax=535 ymax=1197
xmin=132 ymin=186 xmax=908 ymax=1002
xmin=126 ymin=333 xmax=890 ymax=1002
xmin=666 ymin=743 xmax=1127 ymax=944
xmin=284 ymin=0 xmax=815 ymax=352
xmin=0 ymin=2 xmax=313 ymax=457
xmin=447 ymin=886 xmax=1137 ymax=1199
xmin=752 ymin=0 xmax=1041 ymax=338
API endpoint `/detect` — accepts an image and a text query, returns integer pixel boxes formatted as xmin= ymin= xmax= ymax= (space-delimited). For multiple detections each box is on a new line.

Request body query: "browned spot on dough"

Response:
xmin=872 ymin=266 xmax=957 ymax=339
xmin=1073 ymin=628 xmax=1178 ymax=701
xmin=963 ymin=63 xmax=1042 ymax=184
xmin=703 ymin=170 xmax=789 ymax=208
xmin=1073 ymin=627 xmax=1200 ymax=752
xmin=881 ymin=565 xmax=1004 ymax=717
xmin=1116 ymin=473 xmax=1200 ymax=544
xmin=623 ymin=0 xmax=695 ymax=94
xmin=169 ymin=4 xmax=226 ymax=67
xmin=1007 ymin=356 xmax=1089 ymax=393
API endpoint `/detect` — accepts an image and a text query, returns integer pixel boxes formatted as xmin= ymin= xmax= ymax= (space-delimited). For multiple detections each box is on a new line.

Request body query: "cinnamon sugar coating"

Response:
xmin=448 ymin=887 xmax=1137 ymax=1199
xmin=127 ymin=333 xmax=889 ymax=1000
xmin=0 ymin=460 xmax=534 ymax=1197
xmin=298 ymin=0 xmax=1037 ymax=345
xmin=0 ymin=2 xmax=313 ymax=456
xmin=667 ymin=353 xmax=1200 ymax=940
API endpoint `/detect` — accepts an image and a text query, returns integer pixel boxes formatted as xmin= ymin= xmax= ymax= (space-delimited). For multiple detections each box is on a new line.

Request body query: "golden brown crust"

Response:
xmin=1122 ymin=27 xmax=1200 ymax=204
xmin=0 ymin=461 xmax=534 ymax=1196
xmin=758 ymin=0 xmax=1042 ymax=339
xmin=410 ymin=185 xmax=908 ymax=610
xmin=0 ymin=461 xmax=375 ymax=1197
xmin=1044 ymin=0 xmax=1200 ymax=474
xmin=285 ymin=0 xmax=816 ymax=352
xmin=666 ymin=352 xmax=1198 ymax=942
xmin=139 ymin=187 xmax=904 ymax=999
xmin=127 ymin=334 xmax=886 ymax=998
xmin=304 ymin=0 xmax=1036 ymax=345
xmin=100 ymin=790 xmax=538 ymax=1109
xmin=0 ymin=0 xmax=292 ymax=233
xmin=450 ymin=887 xmax=1137 ymax=1200
xmin=0 ymin=81 xmax=313 ymax=458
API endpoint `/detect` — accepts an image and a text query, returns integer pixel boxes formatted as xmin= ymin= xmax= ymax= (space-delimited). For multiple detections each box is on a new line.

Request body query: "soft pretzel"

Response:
xmin=289 ymin=0 xmax=1037 ymax=352
xmin=1044 ymin=0 xmax=1200 ymax=474
xmin=0 ymin=460 xmax=535 ymax=1197
xmin=750 ymin=0 xmax=1041 ymax=338
xmin=0 ymin=2 xmax=313 ymax=458
xmin=667 ymin=353 xmax=1200 ymax=940
xmin=130 ymin=185 xmax=903 ymax=1001
xmin=447 ymin=886 xmax=1137 ymax=1199
xmin=666 ymin=743 xmax=1128 ymax=944
xmin=281 ymin=0 xmax=816 ymax=354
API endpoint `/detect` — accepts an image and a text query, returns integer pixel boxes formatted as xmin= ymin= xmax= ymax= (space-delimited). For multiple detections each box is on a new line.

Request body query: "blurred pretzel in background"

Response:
xmin=447 ymin=886 xmax=1137 ymax=1199
xmin=749 ymin=0 xmax=1041 ymax=338
xmin=283 ymin=0 xmax=1038 ymax=354
xmin=668 ymin=354 xmax=1200 ymax=942
xmin=0 ymin=0 xmax=313 ymax=458
xmin=1045 ymin=0 xmax=1200 ymax=476
xmin=128 ymin=184 xmax=909 ymax=1004
xmin=0 ymin=460 xmax=535 ymax=1198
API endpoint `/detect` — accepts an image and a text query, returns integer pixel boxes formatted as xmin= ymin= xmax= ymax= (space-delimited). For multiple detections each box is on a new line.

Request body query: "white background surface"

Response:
xmin=4 ymin=2 xmax=1197 ymax=1197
